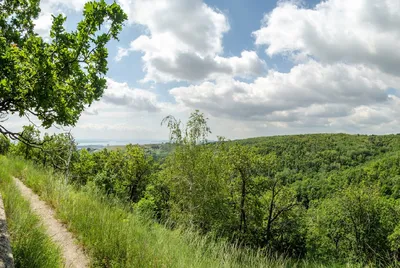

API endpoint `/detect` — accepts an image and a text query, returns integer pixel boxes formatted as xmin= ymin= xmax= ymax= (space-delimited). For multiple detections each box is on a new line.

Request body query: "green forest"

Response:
xmin=3 ymin=111 xmax=400 ymax=267
xmin=2 ymin=0 xmax=400 ymax=267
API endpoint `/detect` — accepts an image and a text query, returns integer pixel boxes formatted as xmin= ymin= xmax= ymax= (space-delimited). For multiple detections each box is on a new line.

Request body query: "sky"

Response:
xmin=6 ymin=0 xmax=400 ymax=142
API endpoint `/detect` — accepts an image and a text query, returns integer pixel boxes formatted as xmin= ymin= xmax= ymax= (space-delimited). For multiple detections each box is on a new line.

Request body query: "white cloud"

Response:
xmin=78 ymin=123 xmax=152 ymax=132
xmin=115 ymin=47 xmax=130 ymax=62
xmin=116 ymin=0 xmax=266 ymax=82
xmin=120 ymin=0 xmax=228 ymax=55
xmin=34 ymin=0 xmax=89 ymax=37
xmin=170 ymin=61 xmax=400 ymax=126
xmin=348 ymin=106 xmax=393 ymax=126
xmin=102 ymin=78 xmax=161 ymax=113
xmin=253 ymin=0 xmax=400 ymax=75
xmin=164 ymin=0 xmax=400 ymax=135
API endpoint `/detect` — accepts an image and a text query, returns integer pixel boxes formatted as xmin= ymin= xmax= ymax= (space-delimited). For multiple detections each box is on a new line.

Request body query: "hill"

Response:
xmin=4 ymin=132 xmax=400 ymax=267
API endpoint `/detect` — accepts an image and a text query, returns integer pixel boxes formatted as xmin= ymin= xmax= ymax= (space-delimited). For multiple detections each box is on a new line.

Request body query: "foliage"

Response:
xmin=12 ymin=125 xmax=79 ymax=177
xmin=146 ymin=118 xmax=400 ymax=265
xmin=307 ymin=186 xmax=399 ymax=265
xmin=1 ymin=156 xmax=311 ymax=268
xmin=14 ymin=125 xmax=40 ymax=159
xmin=70 ymin=145 xmax=153 ymax=202
xmin=146 ymin=111 xmax=304 ymax=257
xmin=41 ymin=132 xmax=77 ymax=172
xmin=0 ymin=133 xmax=10 ymax=154
xmin=0 ymin=0 xmax=127 ymax=142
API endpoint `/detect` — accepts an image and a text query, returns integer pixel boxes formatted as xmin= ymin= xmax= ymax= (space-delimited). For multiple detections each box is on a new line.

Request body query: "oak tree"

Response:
xmin=0 ymin=0 xmax=127 ymax=143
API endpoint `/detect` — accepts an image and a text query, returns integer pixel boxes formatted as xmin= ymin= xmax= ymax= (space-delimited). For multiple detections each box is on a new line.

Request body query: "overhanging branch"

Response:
xmin=0 ymin=124 xmax=45 ymax=148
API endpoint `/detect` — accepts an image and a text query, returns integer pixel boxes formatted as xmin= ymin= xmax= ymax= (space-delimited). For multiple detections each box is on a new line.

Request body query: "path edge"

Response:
xmin=0 ymin=193 xmax=14 ymax=268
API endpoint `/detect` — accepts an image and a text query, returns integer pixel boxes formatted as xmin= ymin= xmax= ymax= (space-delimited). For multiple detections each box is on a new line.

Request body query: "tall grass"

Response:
xmin=1 ymin=156 xmax=328 ymax=268
xmin=0 ymin=156 xmax=63 ymax=268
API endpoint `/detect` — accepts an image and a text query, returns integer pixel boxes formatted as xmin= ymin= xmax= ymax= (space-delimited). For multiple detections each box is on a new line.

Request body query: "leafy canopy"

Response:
xmin=0 ymin=0 xmax=127 ymax=141
xmin=161 ymin=110 xmax=211 ymax=145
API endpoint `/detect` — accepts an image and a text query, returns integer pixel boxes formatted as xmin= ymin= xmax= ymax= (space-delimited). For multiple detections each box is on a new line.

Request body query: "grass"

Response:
xmin=0 ymin=156 xmax=63 ymax=268
xmin=0 ymin=156 xmax=332 ymax=268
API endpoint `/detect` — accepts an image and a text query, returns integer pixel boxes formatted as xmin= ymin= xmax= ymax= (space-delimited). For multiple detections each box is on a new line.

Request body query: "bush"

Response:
xmin=0 ymin=134 xmax=10 ymax=155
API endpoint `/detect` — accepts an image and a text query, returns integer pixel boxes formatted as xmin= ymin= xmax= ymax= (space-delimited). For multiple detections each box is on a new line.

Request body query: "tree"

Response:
xmin=159 ymin=111 xmax=232 ymax=231
xmin=0 ymin=134 xmax=10 ymax=154
xmin=40 ymin=132 xmax=77 ymax=174
xmin=15 ymin=125 xmax=40 ymax=159
xmin=307 ymin=186 xmax=398 ymax=264
xmin=260 ymin=173 xmax=303 ymax=255
xmin=71 ymin=148 xmax=96 ymax=185
xmin=162 ymin=110 xmax=211 ymax=146
xmin=0 ymin=0 xmax=127 ymax=143
xmin=71 ymin=145 xmax=153 ymax=202
xmin=228 ymin=144 xmax=259 ymax=235
xmin=161 ymin=111 xmax=210 ymax=224
xmin=123 ymin=144 xmax=153 ymax=202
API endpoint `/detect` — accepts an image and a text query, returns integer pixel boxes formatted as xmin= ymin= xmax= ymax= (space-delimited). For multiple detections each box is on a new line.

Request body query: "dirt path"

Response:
xmin=13 ymin=178 xmax=89 ymax=268
xmin=0 ymin=194 xmax=14 ymax=268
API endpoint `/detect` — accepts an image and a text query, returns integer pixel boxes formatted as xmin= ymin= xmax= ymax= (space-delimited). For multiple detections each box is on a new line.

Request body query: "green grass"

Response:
xmin=0 ymin=156 xmax=333 ymax=268
xmin=0 ymin=156 xmax=63 ymax=268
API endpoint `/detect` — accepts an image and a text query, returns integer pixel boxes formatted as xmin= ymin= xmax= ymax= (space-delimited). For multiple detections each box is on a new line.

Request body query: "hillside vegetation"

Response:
xmin=2 ymin=112 xmax=400 ymax=267
xmin=0 ymin=156 xmax=303 ymax=268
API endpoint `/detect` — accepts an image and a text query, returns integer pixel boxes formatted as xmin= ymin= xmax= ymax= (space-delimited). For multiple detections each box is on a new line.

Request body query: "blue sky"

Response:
xmin=7 ymin=0 xmax=400 ymax=142
xmin=106 ymin=0 xmax=317 ymax=89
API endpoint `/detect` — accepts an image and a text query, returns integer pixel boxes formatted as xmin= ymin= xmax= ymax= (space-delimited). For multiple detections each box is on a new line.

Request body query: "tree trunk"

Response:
xmin=265 ymin=181 xmax=276 ymax=244
xmin=239 ymin=169 xmax=247 ymax=234
xmin=129 ymin=180 xmax=139 ymax=202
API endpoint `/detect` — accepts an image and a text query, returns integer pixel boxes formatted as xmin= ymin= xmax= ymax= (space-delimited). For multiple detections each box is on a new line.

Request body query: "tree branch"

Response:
xmin=0 ymin=124 xmax=45 ymax=148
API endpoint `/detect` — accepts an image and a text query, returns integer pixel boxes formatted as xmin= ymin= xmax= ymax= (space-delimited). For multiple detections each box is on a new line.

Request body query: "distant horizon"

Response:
xmin=75 ymin=132 xmax=400 ymax=147
xmin=76 ymin=139 xmax=169 ymax=146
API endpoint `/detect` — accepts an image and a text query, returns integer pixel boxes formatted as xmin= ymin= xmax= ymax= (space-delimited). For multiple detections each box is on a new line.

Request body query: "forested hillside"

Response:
xmin=2 ymin=112 xmax=400 ymax=267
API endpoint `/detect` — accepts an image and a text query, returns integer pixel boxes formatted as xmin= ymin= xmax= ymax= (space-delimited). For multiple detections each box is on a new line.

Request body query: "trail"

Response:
xmin=13 ymin=178 xmax=89 ymax=268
